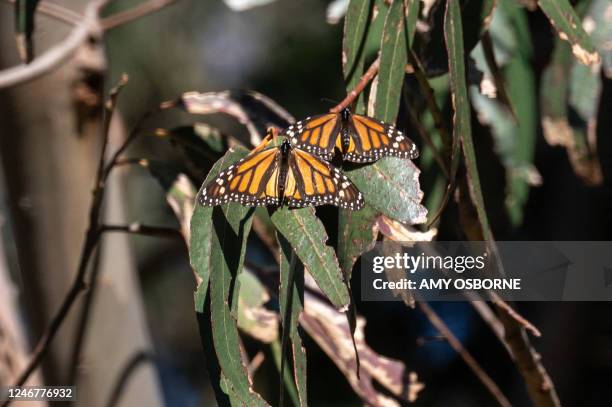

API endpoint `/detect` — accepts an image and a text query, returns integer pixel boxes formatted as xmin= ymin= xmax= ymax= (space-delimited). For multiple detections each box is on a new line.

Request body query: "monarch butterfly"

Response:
xmin=283 ymin=108 xmax=419 ymax=163
xmin=199 ymin=132 xmax=364 ymax=210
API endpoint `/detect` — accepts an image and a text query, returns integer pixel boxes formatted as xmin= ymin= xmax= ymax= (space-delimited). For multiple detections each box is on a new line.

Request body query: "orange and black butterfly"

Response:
xmin=283 ymin=108 xmax=419 ymax=163
xmin=199 ymin=131 xmax=364 ymax=210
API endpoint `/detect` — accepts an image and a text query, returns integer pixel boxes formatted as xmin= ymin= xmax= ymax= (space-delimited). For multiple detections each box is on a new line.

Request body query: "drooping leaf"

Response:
xmin=270 ymin=340 xmax=300 ymax=407
xmin=163 ymin=90 xmax=293 ymax=146
xmin=277 ymin=233 xmax=307 ymax=407
xmin=300 ymin=291 xmax=424 ymax=405
xmin=537 ymin=0 xmax=600 ymax=65
xmin=343 ymin=0 xmax=372 ymax=82
xmin=191 ymin=148 xmax=249 ymax=312
xmin=196 ymin=297 xmax=232 ymax=407
xmin=345 ymin=158 xmax=427 ymax=225
xmin=445 ymin=0 xmax=495 ymax=241
xmin=14 ymin=0 xmax=39 ymax=63
xmin=405 ymin=0 xmax=421 ymax=47
xmin=270 ymin=207 xmax=350 ymax=309
xmin=374 ymin=0 xmax=408 ymax=123
xmin=208 ymin=204 xmax=263 ymax=405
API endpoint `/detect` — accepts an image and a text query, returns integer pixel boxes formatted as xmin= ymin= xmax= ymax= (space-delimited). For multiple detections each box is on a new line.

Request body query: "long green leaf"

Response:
xmin=405 ymin=0 xmax=420 ymax=46
xmin=277 ymin=234 xmax=307 ymax=407
xmin=192 ymin=148 xmax=249 ymax=312
xmin=374 ymin=0 xmax=408 ymax=123
xmin=190 ymin=147 xmax=268 ymax=406
xmin=14 ymin=0 xmax=39 ymax=63
xmin=343 ymin=0 xmax=373 ymax=85
xmin=537 ymin=0 xmax=600 ymax=65
xmin=270 ymin=340 xmax=300 ymax=407
xmin=271 ymin=207 xmax=350 ymax=309
xmin=445 ymin=0 xmax=494 ymax=241
xmin=208 ymin=203 xmax=264 ymax=405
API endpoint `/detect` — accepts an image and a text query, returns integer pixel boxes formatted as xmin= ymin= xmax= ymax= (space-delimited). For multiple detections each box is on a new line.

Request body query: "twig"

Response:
xmin=417 ymin=301 xmax=512 ymax=407
xmin=496 ymin=309 xmax=560 ymax=406
xmin=101 ymin=0 xmax=178 ymax=31
xmin=104 ymin=351 xmax=156 ymax=407
xmin=490 ymin=293 xmax=541 ymax=337
xmin=102 ymin=107 xmax=160 ymax=182
xmin=0 ymin=0 xmax=108 ymax=89
xmin=330 ymin=56 xmax=381 ymax=113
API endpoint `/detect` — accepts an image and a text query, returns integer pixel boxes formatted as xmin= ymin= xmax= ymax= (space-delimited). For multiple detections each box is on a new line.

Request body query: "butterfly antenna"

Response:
xmin=320 ymin=97 xmax=340 ymax=106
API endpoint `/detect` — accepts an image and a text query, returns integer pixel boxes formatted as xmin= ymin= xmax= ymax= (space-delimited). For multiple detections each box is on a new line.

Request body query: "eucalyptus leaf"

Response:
xmin=271 ymin=207 xmax=350 ymax=310
xmin=345 ymin=158 xmax=427 ymax=225
xmin=277 ymin=233 xmax=307 ymax=407
xmin=343 ymin=0 xmax=373 ymax=112
xmin=374 ymin=0 xmax=408 ymax=123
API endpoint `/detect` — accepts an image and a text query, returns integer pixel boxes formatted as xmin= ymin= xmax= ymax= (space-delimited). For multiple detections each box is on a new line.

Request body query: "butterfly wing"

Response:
xmin=343 ymin=114 xmax=419 ymax=163
xmin=285 ymin=148 xmax=364 ymax=210
xmin=283 ymin=113 xmax=341 ymax=161
xmin=199 ymin=147 xmax=282 ymax=206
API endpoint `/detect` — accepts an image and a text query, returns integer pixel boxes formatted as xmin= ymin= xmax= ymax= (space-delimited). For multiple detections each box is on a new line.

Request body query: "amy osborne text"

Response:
xmin=372 ymin=277 xmax=522 ymax=291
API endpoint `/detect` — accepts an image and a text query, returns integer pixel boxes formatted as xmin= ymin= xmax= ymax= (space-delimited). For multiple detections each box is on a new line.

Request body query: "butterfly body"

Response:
xmin=199 ymin=138 xmax=364 ymax=210
xmin=284 ymin=108 xmax=419 ymax=163
xmin=277 ymin=140 xmax=291 ymax=207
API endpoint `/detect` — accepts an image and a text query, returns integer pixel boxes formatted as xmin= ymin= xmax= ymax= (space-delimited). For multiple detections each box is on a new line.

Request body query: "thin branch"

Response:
xmin=102 ymin=107 xmax=160 ymax=182
xmin=0 ymin=0 xmax=108 ymax=89
xmin=105 ymin=351 xmax=157 ymax=407
xmin=330 ymin=56 xmax=381 ymax=113
xmin=101 ymin=0 xmax=178 ymax=31
xmin=490 ymin=293 xmax=541 ymax=337
xmin=417 ymin=301 xmax=512 ymax=407
xmin=496 ymin=308 xmax=560 ymax=406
